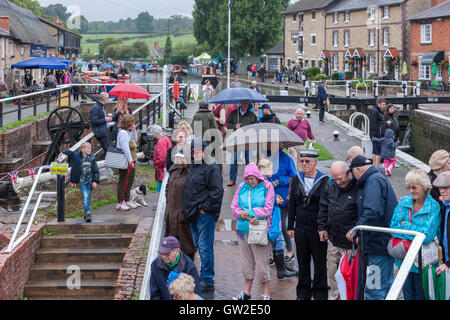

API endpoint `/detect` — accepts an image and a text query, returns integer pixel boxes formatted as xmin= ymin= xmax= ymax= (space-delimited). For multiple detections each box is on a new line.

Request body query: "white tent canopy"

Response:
xmin=196 ymin=52 xmax=212 ymax=62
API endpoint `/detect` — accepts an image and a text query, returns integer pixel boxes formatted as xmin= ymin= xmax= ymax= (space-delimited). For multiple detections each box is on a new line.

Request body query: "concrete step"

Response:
xmin=23 ymin=279 xmax=116 ymax=298
xmin=40 ymin=233 xmax=134 ymax=249
xmin=29 ymin=262 xmax=121 ymax=281
xmin=35 ymin=248 xmax=127 ymax=263
xmin=43 ymin=224 xmax=137 ymax=235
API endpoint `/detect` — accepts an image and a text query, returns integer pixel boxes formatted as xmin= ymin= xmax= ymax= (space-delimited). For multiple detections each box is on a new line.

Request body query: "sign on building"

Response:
xmin=30 ymin=45 xmax=47 ymax=58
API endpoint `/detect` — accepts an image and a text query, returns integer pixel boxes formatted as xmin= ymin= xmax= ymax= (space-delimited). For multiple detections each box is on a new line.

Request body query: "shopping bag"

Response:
xmin=422 ymin=264 xmax=450 ymax=300
xmin=335 ymin=250 xmax=360 ymax=300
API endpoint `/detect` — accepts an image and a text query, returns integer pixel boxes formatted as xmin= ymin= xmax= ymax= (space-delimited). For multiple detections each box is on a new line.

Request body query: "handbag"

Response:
xmin=247 ymin=190 xmax=268 ymax=246
xmin=414 ymin=237 xmax=439 ymax=269
xmin=105 ymin=146 xmax=128 ymax=169
xmin=387 ymin=209 xmax=413 ymax=259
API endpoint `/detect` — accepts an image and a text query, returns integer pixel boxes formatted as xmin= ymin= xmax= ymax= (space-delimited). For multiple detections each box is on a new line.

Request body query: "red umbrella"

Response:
xmin=109 ymin=83 xmax=151 ymax=99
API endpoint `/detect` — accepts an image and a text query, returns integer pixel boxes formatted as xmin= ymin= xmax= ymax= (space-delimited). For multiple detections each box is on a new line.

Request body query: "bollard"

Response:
xmin=402 ymin=81 xmax=407 ymax=97
xmin=373 ymin=81 xmax=379 ymax=97
xmin=416 ymin=82 xmax=420 ymax=96
xmin=346 ymin=80 xmax=351 ymax=98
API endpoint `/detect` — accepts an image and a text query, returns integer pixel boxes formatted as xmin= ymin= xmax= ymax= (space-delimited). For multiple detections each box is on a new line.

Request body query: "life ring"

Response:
xmin=173 ymin=81 xmax=180 ymax=100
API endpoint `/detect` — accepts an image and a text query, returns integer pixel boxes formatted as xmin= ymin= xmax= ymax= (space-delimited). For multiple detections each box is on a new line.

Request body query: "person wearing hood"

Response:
xmin=259 ymin=104 xmax=281 ymax=124
xmin=317 ymin=161 xmax=359 ymax=300
xmin=346 ymin=155 xmax=398 ymax=300
xmin=182 ymin=138 xmax=224 ymax=295
xmin=287 ymin=149 xmax=329 ymax=300
xmin=372 ymin=128 xmax=399 ymax=176
xmin=231 ymin=163 xmax=275 ymax=300
xmin=433 ymin=171 xmax=450 ymax=276
xmin=191 ymin=100 xmax=219 ymax=147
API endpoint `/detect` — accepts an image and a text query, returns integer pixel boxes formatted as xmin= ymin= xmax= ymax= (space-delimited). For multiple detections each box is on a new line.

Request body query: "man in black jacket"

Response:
xmin=182 ymin=138 xmax=224 ymax=294
xmin=225 ymin=100 xmax=258 ymax=186
xmin=259 ymin=104 xmax=281 ymax=124
xmin=90 ymin=92 xmax=112 ymax=154
xmin=317 ymin=161 xmax=359 ymax=300
xmin=369 ymin=98 xmax=387 ymax=168
xmin=288 ymin=149 xmax=329 ymax=300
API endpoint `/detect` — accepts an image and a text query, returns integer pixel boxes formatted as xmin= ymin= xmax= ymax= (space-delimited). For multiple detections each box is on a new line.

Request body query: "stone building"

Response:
xmin=408 ymin=0 xmax=450 ymax=84
xmin=39 ymin=17 xmax=82 ymax=60
xmin=282 ymin=0 xmax=337 ymax=70
xmin=0 ymin=0 xmax=58 ymax=87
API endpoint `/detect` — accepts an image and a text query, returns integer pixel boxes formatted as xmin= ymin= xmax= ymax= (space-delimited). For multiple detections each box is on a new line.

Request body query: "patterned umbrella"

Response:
xmin=222 ymin=123 xmax=304 ymax=151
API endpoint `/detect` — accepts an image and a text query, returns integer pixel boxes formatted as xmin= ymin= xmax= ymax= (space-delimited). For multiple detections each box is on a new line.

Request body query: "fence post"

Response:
xmin=57 ymin=174 xmax=65 ymax=222
xmin=47 ymin=92 xmax=50 ymax=112
xmin=58 ymin=89 xmax=61 ymax=109
xmin=0 ymin=102 xmax=3 ymax=128
xmin=139 ymin=109 xmax=143 ymax=130
xmin=18 ymin=98 xmax=22 ymax=121
xmin=162 ymin=65 xmax=168 ymax=129
xmin=305 ymin=87 xmax=309 ymax=107
xmin=152 ymin=101 xmax=156 ymax=124
xmin=33 ymin=95 xmax=37 ymax=116
xmin=146 ymin=103 xmax=150 ymax=127
xmin=68 ymin=87 xmax=71 ymax=106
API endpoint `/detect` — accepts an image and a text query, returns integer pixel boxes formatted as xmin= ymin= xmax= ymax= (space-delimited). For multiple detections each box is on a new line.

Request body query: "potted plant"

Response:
xmin=411 ymin=60 xmax=418 ymax=67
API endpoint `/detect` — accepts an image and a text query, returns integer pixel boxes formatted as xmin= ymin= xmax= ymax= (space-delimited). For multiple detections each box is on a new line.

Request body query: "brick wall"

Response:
xmin=114 ymin=217 xmax=153 ymax=300
xmin=0 ymin=224 xmax=44 ymax=300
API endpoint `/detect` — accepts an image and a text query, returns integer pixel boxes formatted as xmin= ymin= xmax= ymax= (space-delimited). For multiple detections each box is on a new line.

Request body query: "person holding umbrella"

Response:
xmin=225 ymin=100 xmax=258 ymax=187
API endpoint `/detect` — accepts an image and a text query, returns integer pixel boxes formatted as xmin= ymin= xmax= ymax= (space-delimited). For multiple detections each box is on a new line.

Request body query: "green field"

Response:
xmin=81 ymin=33 xmax=197 ymax=54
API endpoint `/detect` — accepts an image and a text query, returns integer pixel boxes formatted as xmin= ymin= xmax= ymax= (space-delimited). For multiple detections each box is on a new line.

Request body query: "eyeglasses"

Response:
xmin=300 ymin=159 xmax=311 ymax=164
xmin=406 ymin=185 xmax=421 ymax=191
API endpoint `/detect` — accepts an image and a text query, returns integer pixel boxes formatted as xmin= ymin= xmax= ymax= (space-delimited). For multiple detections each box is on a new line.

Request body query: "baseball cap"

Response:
xmin=260 ymin=104 xmax=271 ymax=110
xmin=158 ymin=236 xmax=180 ymax=255
xmin=350 ymin=155 xmax=373 ymax=169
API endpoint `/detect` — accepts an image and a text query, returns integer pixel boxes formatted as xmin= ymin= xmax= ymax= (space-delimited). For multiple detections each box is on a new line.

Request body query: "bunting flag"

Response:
xmin=27 ymin=167 xmax=36 ymax=180
xmin=8 ymin=171 xmax=18 ymax=184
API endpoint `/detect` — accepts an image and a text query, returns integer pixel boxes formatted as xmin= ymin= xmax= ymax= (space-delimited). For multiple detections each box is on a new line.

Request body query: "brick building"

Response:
xmin=0 ymin=0 xmax=58 ymax=88
xmin=324 ymin=0 xmax=431 ymax=80
xmin=281 ymin=0 xmax=337 ymax=71
xmin=408 ymin=0 xmax=450 ymax=85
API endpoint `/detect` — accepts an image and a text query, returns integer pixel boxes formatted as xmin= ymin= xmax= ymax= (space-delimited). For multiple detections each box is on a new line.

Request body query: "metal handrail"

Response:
xmin=349 ymin=112 xmax=370 ymax=136
xmin=139 ymin=172 xmax=170 ymax=300
xmin=0 ymin=85 xmax=71 ymax=103
xmin=5 ymin=165 xmax=52 ymax=253
xmin=348 ymin=225 xmax=426 ymax=300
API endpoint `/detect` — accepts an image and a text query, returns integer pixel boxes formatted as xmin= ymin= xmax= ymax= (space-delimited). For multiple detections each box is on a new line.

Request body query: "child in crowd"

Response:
xmin=373 ymin=128 xmax=399 ymax=176
xmin=59 ymin=142 xmax=100 ymax=222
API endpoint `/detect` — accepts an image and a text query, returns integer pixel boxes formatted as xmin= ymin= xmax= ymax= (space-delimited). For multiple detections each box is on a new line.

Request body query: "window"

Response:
xmin=312 ymin=10 xmax=316 ymax=20
xmin=312 ymin=59 xmax=316 ymax=67
xmin=383 ymin=6 xmax=389 ymax=19
xmin=287 ymin=58 xmax=291 ymax=67
xmin=334 ymin=12 xmax=339 ymax=24
xmin=293 ymin=14 xmax=297 ymax=22
xmin=369 ymin=29 xmax=375 ymax=46
xmin=383 ymin=59 xmax=388 ymax=74
xmin=333 ymin=31 xmax=338 ymax=47
xmin=369 ymin=55 xmax=375 ymax=73
xmin=333 ymin=55 xmax=338 ymax=71
xmin=9 ymin=40 xmax=14 ymax=58
xmin=311 ymin=34 xmax=316 ymax=45
xmin=369 ymin=7 xmax=376 ymax=20
xmin=421 ymin=24 xmax=432 ymax=44
xmin=419 ymin=56 xmax=431 ymax=79
xmin=304 ymin=60 xmax=309 ymax=68
xmin=344 ymin=31 xmax=350 ymax=47
xmin=345 ymin=11 xmax=350 ymax=22
xmin=383 ymin=29 xmax=389 ymax=46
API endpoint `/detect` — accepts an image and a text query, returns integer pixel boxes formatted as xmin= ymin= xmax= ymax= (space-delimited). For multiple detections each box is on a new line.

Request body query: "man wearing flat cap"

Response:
xmin=287 ymin=148 xmax=329 ymax=300
xmin=428 ymin=150 xmax=449 ymax=205
xmin=150 ymin=236 xmax=201 ymax=300
xmin=434 ymin=171 xmax=450 ymax=276
xmin=346 ymin=155 xmax=398 ymax=300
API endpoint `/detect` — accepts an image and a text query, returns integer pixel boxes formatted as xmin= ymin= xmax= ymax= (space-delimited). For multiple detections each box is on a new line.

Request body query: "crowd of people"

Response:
xmin=77 ymin=80 xmax=450 ymax=301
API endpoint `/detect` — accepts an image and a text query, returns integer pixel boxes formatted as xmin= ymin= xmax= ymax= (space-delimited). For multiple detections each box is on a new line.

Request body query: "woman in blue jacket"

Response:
xmin=390 ymin=169 xmax=441 ymax=300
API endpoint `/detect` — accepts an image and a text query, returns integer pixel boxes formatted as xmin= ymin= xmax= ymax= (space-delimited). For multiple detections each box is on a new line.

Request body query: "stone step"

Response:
xmin=40 ymin=233 xmax=134 ymax=249
xmin=23 ymin=279 xmax=116 ymax=298
xmin=43 ymin=223 xmax=137 ymax=235
xmin=29 ymin=262 xmax=121 ymax=281
xmin=35 ymin=248 xmax=127 ymax=263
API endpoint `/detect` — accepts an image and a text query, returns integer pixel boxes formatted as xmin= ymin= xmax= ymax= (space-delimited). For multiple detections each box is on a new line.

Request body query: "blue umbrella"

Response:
xmin=48 ymin=57 xmax=72 ymax=65
xmin=209 ymin=87 xmax=268 ymax=104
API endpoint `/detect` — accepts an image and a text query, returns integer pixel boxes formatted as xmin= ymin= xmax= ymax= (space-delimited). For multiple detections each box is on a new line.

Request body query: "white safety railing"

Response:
xmin=349 ymin=112 xmax=370 ymax=136
xmin=348 ymin=225 xmax=426 ymax=300
xmin=5 ymin=165 xmax=55 ymax=253
xmin=139 ymin=172 xmax=170 ymax=300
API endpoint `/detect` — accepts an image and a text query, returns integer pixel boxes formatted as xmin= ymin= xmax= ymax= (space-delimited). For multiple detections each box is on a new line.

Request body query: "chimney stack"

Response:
xmin=154 ymin=42 xmax=159 ymax=49
xmin=0 ymin=16 xmax=9 ymax=32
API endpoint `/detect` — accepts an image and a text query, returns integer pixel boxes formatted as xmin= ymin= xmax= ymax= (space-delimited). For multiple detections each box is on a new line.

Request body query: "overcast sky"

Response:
xmin=38 ymin=0 xmax=296 ymax=21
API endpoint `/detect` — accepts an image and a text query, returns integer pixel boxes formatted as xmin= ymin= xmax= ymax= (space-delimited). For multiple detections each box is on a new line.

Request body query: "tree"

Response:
xmin=10 ymin=0 xmax=41 ymax=16
xmin=41 ymin=4 xmax=71 ymax=22
xmin=193 ymin=0 xmax=289 ymax=59
xmin=164 ymin=35 xmax=173 ymax=64
xmin=132 ymin=41 xmax=150 ymax=58
xmin=136 ymin=12 xmax=154 ymax=33
xmin=99 ymin=38 xmax=122 ymax=57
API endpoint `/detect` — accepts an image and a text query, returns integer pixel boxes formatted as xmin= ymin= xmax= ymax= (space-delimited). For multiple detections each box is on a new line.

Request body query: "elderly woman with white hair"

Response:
xmin=389 ymin=169 xmax=441 ymax=300
xmin=168 ymin=273 xmax=204 ymax=300
xmin=151 ymin=124 xmax=172 ymax=192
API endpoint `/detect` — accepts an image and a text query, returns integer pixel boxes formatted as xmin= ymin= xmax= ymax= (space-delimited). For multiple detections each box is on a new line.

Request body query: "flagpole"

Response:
xmin=227 ymin=0 xmax=231 ymax=89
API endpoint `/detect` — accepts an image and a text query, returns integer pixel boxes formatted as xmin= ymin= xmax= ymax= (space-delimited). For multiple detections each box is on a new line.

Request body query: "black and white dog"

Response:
xmin=130 ymin=185 xmax=148 ymax=207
